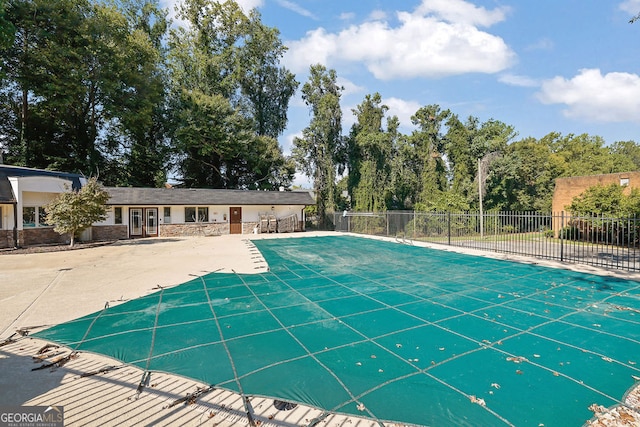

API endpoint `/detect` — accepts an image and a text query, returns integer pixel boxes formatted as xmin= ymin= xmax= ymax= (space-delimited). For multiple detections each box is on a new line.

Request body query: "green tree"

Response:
xmin=347 ymin=93 xmax=394 ymax=212
xmin=409 ymin=105 xmax=451 ymax=206
xmin=0 ymin=0 xmax=14 ymax=59
xmin=45 ymin=177 xmax=110 ymax=247
xmin=238 ymin=9 xmax=298 ymax=139
xmin=168 ymin=0 xmax=294 ymax=189
xmin=609 ymin=140 xmax=640 ymax=171
xmin=102 ymin=0 xmax=171 ymax=187
xmin=566 ymin=183 xmax=640 ymax=217
xmin=293 ymin=64 xmax=344 ymax=228
xmin=551 ymin=133 xmax=618 ymax=177
xmin=389 ymin=130 xmax=420 ymax=209
xmin=1 ymin=0 xmax=170 ymax=184
xmin=485 ymin=134 xmax=562 ymax=211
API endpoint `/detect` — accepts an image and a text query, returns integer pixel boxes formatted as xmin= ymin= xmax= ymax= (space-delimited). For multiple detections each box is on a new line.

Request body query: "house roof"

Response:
xmin=0 ymin=165 xmax=84 ymax=203
xmin=105 ymin=187 xmax=315 ymax=206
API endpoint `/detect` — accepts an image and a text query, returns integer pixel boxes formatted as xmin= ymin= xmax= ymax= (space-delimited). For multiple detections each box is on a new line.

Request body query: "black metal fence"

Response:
xmin=332 ymin=211 xmax=640 ymax=272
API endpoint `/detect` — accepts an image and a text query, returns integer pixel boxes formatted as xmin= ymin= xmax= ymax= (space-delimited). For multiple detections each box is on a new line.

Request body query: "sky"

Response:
xmin=164 ymin=0 xmax=640 ymax=187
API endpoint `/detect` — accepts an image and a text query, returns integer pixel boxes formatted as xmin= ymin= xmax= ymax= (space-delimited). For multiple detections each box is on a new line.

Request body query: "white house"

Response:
xmin=0 ymin=165 xmax=87 ymax=248
xmin=95 ymin=187 xmax=314 ymax=240
xmin=0 ymin=165 xmax=315 ymax=248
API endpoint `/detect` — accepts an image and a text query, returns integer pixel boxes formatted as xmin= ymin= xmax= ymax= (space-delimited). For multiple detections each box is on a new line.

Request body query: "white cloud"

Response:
xmin=339 ymin=12 xmax=355 ymax=21
xmin=619 ymin=0 xmax=640 ymax=15
xmin=536 ymin=68 xmax=640 ymax=123
xmin=283 ymin=0 xmax=515 ymax=80
xmin=276 ymin=0 xmax=316 ymax=19
xmin=368 ymin=10 xmax=388 ymax=21
xmin=337 ymin=77 xmax=366 ymax=97
xmin=415 ymin=0 xmax=510 ymax=27
xmin=498 ymin=74 xmax=539 ymax=87
xmin=525 ymin=37 xmax=554 ymax=51
xmin=383 ymin=97 xmax=422 ymax=129
xmin=281 ymin=131 xmax=302 ymax=156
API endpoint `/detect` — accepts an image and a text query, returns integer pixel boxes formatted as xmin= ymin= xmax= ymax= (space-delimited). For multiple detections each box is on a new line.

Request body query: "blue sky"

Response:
xmin=166 ymin=0 xmax=640 ymax=186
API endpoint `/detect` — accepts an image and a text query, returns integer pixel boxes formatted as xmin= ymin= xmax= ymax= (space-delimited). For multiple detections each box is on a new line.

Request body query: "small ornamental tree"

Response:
xmin=45 ymin=178 xmax=110 ymax=247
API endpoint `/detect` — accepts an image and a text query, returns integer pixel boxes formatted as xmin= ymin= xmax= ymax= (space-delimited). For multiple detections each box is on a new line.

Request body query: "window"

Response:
xmin=185 ymin=207 xmax=196 ymax=223
xmin=23 ymin=206 xmax=51 ymax=227
xmin=163 ymin=207 xmax=171 ymax=224
xmin=23 ymin=207 xmax=36 ymax=227
xmin=185 ymin=207 xmax=208 ymax=223
xmin=114 ymin=207 xmax=123 ymax=224
xmin=38 ymin=207 xmax=49 ymax=226
xmin=198 ymin=207 xmax=209 ymax=222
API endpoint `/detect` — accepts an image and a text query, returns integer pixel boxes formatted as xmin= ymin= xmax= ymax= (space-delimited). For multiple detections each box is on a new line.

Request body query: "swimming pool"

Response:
xmin=34 ymin=235 xmax=640 ymax=426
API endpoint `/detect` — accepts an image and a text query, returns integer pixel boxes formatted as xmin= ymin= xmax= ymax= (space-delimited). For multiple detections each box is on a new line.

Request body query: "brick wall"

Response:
xmin=552 ymin=171 xmax=640 ymax=214
xmin=552 ymin=171 xmax=640 ymax=236
xmin=92 ymin=225 xmax=128 ymax=241
xmin=20 ymin=228 xmax=69 ymax=246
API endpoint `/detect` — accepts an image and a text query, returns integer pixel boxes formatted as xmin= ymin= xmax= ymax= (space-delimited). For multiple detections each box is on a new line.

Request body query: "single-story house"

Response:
xmin=95 ymin=187 xmax=314 ymax=240
xmin=0 ymin=165 xmax=315 ymax=248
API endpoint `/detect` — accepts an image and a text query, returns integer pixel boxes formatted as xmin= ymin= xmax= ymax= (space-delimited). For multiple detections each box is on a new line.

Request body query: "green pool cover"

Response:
xmin=34 ymin=235 xmax=640 ymax=426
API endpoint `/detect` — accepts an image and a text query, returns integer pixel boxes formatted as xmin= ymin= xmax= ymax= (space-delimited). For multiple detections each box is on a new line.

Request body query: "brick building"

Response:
xmin=551 ymin=171 xmax=640 ymax=236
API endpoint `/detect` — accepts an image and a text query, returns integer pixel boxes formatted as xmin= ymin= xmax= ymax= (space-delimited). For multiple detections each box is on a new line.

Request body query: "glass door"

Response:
xmin=145 ymin=208 xmax=158 ymax=236
xmin=130 ymin=209 xmax=143 ymax=236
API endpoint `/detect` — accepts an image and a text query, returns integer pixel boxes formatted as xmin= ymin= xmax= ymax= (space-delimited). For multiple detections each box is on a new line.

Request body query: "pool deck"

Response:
xmin=1 ymin=232 xmax=639 ymax=426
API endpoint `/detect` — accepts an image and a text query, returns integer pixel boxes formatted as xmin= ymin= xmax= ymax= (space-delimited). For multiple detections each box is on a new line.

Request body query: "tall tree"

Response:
xmin=551 ymin=133 xmax=618 ymax=177
xmin=168 ymin=0 xmax=294 ymax=189
xmin=238 ymin=9 xmax=298 ymax=139
xmin=347 ymin=93 xmax=393 ymax=212
xmin=410 ymin=104 xmax=451 ymax=208
xmin=485 ymin=134 xmax=562 ymax=211
xmin=102 ymin=0 xmax=170 ymax=187
xmin=0 ymin=0 xmax=170 ymax=183
xmin=293 ymin=64 xmax=344 ymax=227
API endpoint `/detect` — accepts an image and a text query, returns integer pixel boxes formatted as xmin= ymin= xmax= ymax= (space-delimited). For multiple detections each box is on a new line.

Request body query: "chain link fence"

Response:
xmin=333 ymin=211 xmax=640 ymax=272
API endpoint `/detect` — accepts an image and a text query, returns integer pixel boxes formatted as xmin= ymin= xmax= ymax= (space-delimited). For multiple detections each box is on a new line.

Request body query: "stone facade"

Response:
xmin=160 ymin=223 xmax=230 ymax=237
xmin=0 ymin=230 xmax=14 ymax=249
xmin=243 ymin=221 xmax=259 ymax=235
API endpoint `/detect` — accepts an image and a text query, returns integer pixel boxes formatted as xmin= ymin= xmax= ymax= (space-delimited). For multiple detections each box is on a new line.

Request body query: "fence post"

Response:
xmin=413 ymin=210 xmax=416 ymax=240
xmin=386 ymin=211 xmax=389 ymax=237
xmin=560 ymin=211 xmax=564 ymax=262
xmin=447 ymin=211 xmax=451 ymax=246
